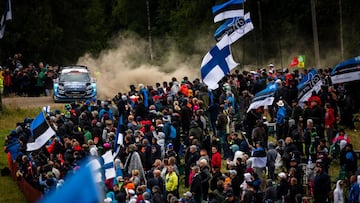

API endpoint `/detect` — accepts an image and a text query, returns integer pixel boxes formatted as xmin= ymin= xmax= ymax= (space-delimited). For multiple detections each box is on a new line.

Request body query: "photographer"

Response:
xmin=39 ymin=171 xmax=57 ymax=194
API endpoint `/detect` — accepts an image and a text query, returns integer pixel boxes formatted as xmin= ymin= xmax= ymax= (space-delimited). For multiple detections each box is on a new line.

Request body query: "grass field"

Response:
xmin=0 ymin=105 xmax=359 ymax=202
xmin=0 ymin=106 xmax=40 ymax=203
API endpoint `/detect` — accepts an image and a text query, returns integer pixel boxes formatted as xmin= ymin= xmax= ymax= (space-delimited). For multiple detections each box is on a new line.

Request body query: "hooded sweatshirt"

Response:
xmin=333 ymin=180 xmax=344 ymax=203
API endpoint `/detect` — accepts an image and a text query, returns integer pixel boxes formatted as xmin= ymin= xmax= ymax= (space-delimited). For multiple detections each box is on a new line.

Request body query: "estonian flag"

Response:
xmin=39 ymin=158 xmax=102 ymax=203
xmin=200 ymin=35 xmax=238 ymax=90
xmin=26 ymin=112 xmax=56 ymax=151
xmin=247 ymin=82 xmax=278 ymax=112
xmin=297 ymin=68 xmax=323 ymax=106
xmin=212 ymin=0 xmax=245 ymax=23
xmin=331 ymin=55 xmax=360 ymax=84
xmin=113 ymin=115 xmax=124 ymax=158
xmin=0 ymin=0 xmax=12 ymax=39
xmin=214 ymin=12 xmax=254 ymax=43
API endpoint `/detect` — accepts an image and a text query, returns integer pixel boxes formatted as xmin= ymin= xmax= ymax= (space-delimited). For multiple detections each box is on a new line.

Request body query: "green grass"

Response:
xmin=0 ymin=106 xmax=40 ymax=203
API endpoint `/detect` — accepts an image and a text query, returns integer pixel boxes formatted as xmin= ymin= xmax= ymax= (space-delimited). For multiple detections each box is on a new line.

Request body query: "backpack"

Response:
xmin=330 ymin=134 xmax=347 ymax=159
xmin=169 ymin=125 xmax=176 ymax=139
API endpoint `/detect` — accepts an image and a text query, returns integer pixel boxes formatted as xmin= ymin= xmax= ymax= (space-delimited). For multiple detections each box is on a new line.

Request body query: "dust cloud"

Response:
xmin=77 ymin=34 xmax=201 ymax=99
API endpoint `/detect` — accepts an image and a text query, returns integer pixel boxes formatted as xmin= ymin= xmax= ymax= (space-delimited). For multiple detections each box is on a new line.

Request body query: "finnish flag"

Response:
xmin=102 ymin=150 xmax=116 ymax=180
xmin=200 ymin=35 xmax=238 ymax=90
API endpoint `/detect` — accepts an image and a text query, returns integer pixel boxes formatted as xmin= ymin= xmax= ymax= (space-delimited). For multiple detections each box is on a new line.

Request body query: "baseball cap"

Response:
xmin=184 ymin=191 xmax=192 ymax=198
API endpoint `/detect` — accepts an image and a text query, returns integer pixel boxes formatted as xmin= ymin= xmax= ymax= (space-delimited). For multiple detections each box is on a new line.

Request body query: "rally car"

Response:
xmin=53 ymin=65 xmax=97 ymax=102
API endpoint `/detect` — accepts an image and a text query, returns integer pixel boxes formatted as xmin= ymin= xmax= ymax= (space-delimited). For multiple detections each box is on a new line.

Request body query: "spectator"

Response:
xmin=333 ymin=180 xmax=344 ymax=203
xmin=165 ymin=165 xmax=178 ymax=197
xmin=348 ymin=175 xmax=360 ymax=203
xmin=275 ymin=100 xmax=287 ymax=140
xmin=263 ymin=179 xmax=277 ymax=202
xmin=313 ymin=163 xmax=331 ymax=203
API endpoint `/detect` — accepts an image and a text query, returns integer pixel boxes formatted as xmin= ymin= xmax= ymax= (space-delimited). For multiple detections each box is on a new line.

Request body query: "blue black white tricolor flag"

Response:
xmin=26 ymin=112 xmax=55 ymax=151
xmin=331 ymin=55 xmax=360 ymax=84
xmin=297 ymin=68 xmax=323 ymax=106
xmin=214 ymin=12 xmax=254 ymax=43
xmin=0 ymin=0 xmax=12 ymax=39
xmin=212 ymin=0 xmax=245 ymax=23
xmin=247 ymin=82 xmax=278 ymax=112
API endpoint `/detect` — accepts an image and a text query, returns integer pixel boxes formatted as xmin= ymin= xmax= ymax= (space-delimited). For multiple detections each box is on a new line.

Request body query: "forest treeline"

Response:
xmin=0 ymin=0 xmax=359 ymax=68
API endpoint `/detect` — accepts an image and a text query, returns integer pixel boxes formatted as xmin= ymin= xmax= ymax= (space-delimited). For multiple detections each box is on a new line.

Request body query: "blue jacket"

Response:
xmin=276 ymin=107 xmax=286 ymax=124
xmin=349 ymin=182 xmax=360 ymax=203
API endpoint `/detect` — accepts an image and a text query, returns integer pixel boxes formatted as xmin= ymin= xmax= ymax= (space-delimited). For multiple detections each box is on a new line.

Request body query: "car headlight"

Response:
xmin=86 ymin=85 xmax=93 ymax=94
xmin=58 ymin=85 xmax=65 ymax=94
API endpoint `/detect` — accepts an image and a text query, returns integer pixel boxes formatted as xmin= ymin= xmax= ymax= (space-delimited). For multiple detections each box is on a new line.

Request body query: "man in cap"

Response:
xmin=184 ymin=191 xmax=196 ymax=203
xmin=276 ymin=100 xmax=287 ymax=140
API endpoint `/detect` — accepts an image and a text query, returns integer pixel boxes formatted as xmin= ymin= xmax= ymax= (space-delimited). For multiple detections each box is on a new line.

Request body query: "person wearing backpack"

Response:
xmin=332 ymin=129 xmax=350 ymax=144
xmin=330 ymin=129 xmax=350 ymax=159
xmin=163 ymin=115 xmax=176 ymax=145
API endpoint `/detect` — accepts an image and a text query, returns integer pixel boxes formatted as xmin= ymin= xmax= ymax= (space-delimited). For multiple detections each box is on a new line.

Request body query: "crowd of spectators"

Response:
xmin=0 ymin=53 xmax=57 ymax=97
xmin=4 ymin=62 xmax=360 ymax=203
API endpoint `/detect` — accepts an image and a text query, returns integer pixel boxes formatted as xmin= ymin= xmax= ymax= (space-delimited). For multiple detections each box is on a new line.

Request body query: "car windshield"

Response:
xmin=59 ymin=72 xmax=91 ymax=82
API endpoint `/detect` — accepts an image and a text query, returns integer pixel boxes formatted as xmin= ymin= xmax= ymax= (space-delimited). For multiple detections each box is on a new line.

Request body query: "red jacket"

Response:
xmin=211 ymin=152 xmax=222 ymax=169
xmin=324 ymin=108 xmax=335 ymax=128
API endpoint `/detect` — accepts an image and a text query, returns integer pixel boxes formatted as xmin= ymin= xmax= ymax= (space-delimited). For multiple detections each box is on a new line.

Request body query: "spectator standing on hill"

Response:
xmin=313 ymin=162 xmax=331 ymax=203
xmin=185 ymin=145 xmax=200 ymax=187
xmin=348 ymin=175 xmax=360 ymax=203
xmin=216 ymin=105 xmax=228 ymax=149
xmin=340 ymin=143 xmax=358 ymax=177
xmin=333 ymin=180 xmax=344 ymax=203
xmin=190 ymin=165 xmax=202 ymax=203
xmin=324 ymin=103 xmax=336 ymax=143
xmin=211 ymin=146 xmax=222 ymax=169
xmin=275 ymin=100 xmax=287 ymax=140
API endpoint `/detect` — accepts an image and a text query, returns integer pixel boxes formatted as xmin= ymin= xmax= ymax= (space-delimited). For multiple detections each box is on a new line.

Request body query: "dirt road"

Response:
xmin=2 ymin=96 xmax=64 ymax=109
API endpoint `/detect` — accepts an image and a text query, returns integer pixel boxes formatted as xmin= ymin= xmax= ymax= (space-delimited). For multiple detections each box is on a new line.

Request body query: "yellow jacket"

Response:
xmin=165 ymin=172 xmax=178 ymax=192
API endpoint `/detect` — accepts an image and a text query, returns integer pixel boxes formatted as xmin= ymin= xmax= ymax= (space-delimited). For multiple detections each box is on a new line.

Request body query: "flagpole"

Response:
xmin=146 ymin=0 xmax=153 ymax=61
xmin=310 ymin=0 xmax=321 ymax=68
xmin=257 ymin=0 xmax=264 ymax=66
xmin=242 ymin=0 xmax=246 ymax=67
xmin=339 ymin=0 xmax=344 ymax=61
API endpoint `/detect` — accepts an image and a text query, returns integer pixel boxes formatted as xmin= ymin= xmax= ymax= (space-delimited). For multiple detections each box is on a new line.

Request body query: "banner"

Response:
xmin=331 ymin=55 xmax=360 ymax=84
xmin=247 ymin=82 xmax=278 ymax=112
xmin=212 ymin=0 xmax=245 ymax=23
xmin=289 ymin=55 xmax=305 ymax=68
xmin=214 ymin=12 xmax=254 ymax=43
xmin=297 ymin=68 xmax=323 ymax=106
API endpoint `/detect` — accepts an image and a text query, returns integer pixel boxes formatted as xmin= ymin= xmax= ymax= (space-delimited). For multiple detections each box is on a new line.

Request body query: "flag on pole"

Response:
xmin=214 ymin=12 xmax=254 ymax=43
xmin=331 ymin=55 xmax=360 ymax=84
xmin=297 ymin=68 xmax=323 ymax=106
xmin=113 ymin=115 xmax=123 ymax=158
xmin=26 ymin=112 xmax=56 ymax=151
xmin=200 ymin=35 xmax=238 ymax=90
xmin=4 ymin=0 xmax=12 ymax=21
xmin=0 ymin=22 xmax=5 ymax=39
xmin=247 ymin=81 xmax=278 ymax=112
xmin=43 ymin=105 xmax=51 ymax=116
xmin=289 ymin=55 xmax=305 ymax=68
xmin=0 ymin=0 xmax=12 ymax=39
xmin=212 ymin=0 xmax=245 ymax=23
xmin=102 ymin=150 xmax=116 ymax=180
xmin=39 ymin=159 xmax=102 ymax=203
